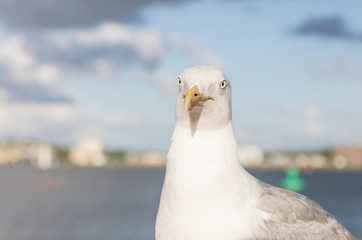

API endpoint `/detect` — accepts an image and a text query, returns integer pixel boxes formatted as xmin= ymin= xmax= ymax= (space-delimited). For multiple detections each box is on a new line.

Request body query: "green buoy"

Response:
xmin=281 ymin=166 xmax=305 ymax=192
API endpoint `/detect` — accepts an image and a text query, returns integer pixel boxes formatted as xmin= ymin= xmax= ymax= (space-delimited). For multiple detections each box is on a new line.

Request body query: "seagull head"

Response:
xmin=175 ymin=66 xmax=232 ymax=130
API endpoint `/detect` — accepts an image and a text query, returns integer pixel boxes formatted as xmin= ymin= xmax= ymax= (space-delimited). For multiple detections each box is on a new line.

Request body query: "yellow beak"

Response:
xmin=184 ymin=85 xmax=215 ymax=111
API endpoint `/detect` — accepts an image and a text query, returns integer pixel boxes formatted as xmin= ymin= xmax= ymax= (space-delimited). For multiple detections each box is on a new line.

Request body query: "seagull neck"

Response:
xmin=169 ymin=122 xmax=241 ymax=165
xmin=165 ymin=122 xmax=253 ymax=195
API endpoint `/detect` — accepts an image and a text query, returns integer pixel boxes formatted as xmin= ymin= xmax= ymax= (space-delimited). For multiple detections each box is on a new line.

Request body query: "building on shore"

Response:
xmin=0 ymin=142 xmax=54 ymax=169
xmin=123 ymin=151 xmax=166 ymax=167
xmin=331 ymin=146 xmax=362 ymax=169
xmin=69 ymin=138 xmax=107 ymax=167
xmin=238 ymin=145 xmax=264 ymax=168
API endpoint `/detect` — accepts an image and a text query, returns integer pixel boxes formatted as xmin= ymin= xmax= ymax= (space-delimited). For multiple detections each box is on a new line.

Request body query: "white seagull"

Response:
xmin=155 ymin=66 xmax=356 ymax=240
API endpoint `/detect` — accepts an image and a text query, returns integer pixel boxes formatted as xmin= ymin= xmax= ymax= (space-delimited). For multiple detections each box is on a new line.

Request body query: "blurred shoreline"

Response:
xmin=1 ymin=163 xmax=362 ymax=173
xmin=1 ymin=140 xmax=362 ymax=171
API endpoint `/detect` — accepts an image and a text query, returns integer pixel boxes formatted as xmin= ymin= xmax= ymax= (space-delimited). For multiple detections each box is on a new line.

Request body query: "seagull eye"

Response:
xmin=219 ymin=80 xmax=227 ymax=89
xmin=178 ymin=77 xmax=182 ymax=87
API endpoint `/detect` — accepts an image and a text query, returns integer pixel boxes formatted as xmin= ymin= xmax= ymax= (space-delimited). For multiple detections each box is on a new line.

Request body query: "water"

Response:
xmin=0 ymin=167 xmax=360 ymax=240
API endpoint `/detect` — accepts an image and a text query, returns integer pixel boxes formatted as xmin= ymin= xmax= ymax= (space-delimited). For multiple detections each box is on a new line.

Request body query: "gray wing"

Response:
xmin=256 ymin=181 xmax=356 ymax=240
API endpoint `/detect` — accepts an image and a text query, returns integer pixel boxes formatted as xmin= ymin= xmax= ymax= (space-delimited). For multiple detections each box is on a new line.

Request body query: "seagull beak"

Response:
xmin=184 ymin=85 xmax=215 ymax=111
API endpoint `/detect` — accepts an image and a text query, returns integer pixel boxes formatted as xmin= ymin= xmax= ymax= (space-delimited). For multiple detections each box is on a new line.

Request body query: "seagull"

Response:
xmin=155 ymin=66 xmax=356 ymax=240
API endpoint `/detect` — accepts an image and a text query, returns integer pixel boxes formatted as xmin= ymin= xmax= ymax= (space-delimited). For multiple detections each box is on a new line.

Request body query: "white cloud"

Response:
xmin=0 ymin=34 xmax=35 ymax=72
xmin=0 ymin=21 xmax=168 ymax=103
xmin=171 ymin=34 xmax=223 ymax=67
xmin=102 ymin=112 xmax=143 ymax=127
xmin=182 ymin=40 xmax=223 ymax=67
xmin=0 ymin=102 xmax=79 ymax=136
xmin=0 ymin=88 xmax=9 ymax=101
xmin=305 ymin=121 xmax=324 ymax=137
xmin=72 ymin=22 xmax=132 ymax=47
xmin=92 ymin=58 xmax=116 ymax=78
xmin=302 ymin=104 xmax=325 ymax=137
xmin=34 ymin=64 xmax=60 ymax=85
xmin=303 ymin=104 xmax=323 ymax=119
xmin=49 ymin=21 xmax=166 ymax=67
xmin=148 ymin=70 xmax=178 ymax=97
xmin=0 ymin=99 xmax=146 ymax=147
xmin=134 ymin=29 xmax=165 ymax=63
xmin=0 ymin=29 xmax=61 ymax=87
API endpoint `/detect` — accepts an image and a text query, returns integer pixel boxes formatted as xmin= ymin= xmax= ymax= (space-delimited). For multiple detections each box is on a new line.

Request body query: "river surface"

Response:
xmin=0 ymin=167 xmax=361 ymax=240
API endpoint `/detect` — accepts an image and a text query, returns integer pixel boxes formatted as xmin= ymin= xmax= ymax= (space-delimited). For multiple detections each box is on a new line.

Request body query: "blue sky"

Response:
xmin=0 ymin=0 xmax=361 ymax=151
